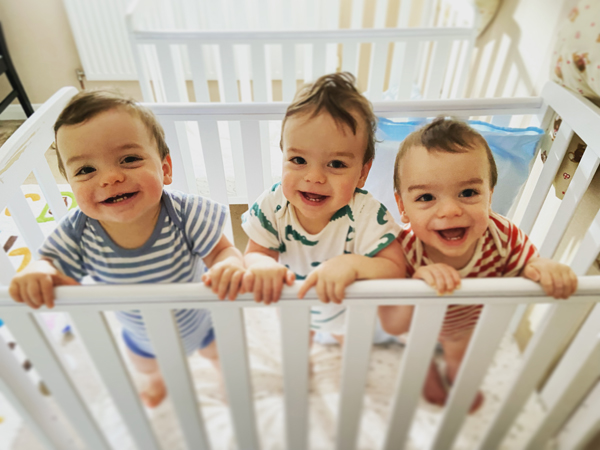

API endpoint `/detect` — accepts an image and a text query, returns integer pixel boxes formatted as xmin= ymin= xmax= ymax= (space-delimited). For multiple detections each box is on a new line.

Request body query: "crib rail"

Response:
xmin=126 ymin=18 xmax=477 ymax=104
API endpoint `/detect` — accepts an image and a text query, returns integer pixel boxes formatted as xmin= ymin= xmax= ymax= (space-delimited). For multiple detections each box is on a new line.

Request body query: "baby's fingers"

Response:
xmin=40 ymin=277 xmax=56 ymax=309
xmin=227 ymin=270 xmax=244 ymax=300
xmin=298 ymin=272 xmax=317 ymax=299
xmin=216 ymin=268 xmax=233 ymax=300
xmin=25 ymin=280 xmax=44 ymax=309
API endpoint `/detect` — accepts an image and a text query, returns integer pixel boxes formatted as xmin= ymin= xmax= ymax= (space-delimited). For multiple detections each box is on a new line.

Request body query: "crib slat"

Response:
xmin=251 ymin=43 xmax=269 ymax=102
xmin=144 ymin=308 xmax=211 ymax=450
xmin=240 ymin=120 xmax=266 ymax=206
xmin=311 ymin=43 xmax=326 ymax=82
xmin=155 ymin=43 xmax=185 ymax=102
xmin=7 ymin=193 xmax=45 ymax=257
xmin=0 ymin=249 xmax=15 ymax=285
xmin=522 ymin=305 xmax=600 ymax=450
xmin=237 ymin=46 xmax=253 ymax=103
xmin=282 ymin=43 xmax=297 ymax=102
xmin=211 ymin=307 xmax=260 ymax=450
xmin=229 ymin=121 xmax=250 ymax=205
xmin=220 ymin=44 xmax=240 ymax=103
xmin=280 ymin=304 xmax=310 ymax=450
xmin=397 ymin=0 xmax=411 ymax=27
xmin=396 ymin=42 xmax=418 ymax=100
xmin=374 ymin=0 xmax=389 ymax=28
xmin=519 ymin=123 xmax=573 ymax=235
xmin=342 ymin=42 xmax=359 ymax=75
xmin=33 ymin=159 xmax=69 ymax=222
xmin=336 ymin=305 xmax=377 ymax=450
xmin=383 ymin=304 xmax=446 ymax=450
xmin=162 ymin=120 xmax=198 ymax=195
xmin=556 ymin=380 xmax=600 ymax=450
xmin=539 ymin=149 xmax=600 ymax=258
xmin=429 ymin=303 xmax=517 ymax=450
xmin=188 ymin=42 xmax=211 ymax=102
xmin=367 ymin=42 xmax=388 ymax=101
xmin=2 ymin=311 xmax=111 ymax=450
xmin=351 ymin=0 xmax=364 ymax=28
xmin=196 ymin=120 xmax=229 ymax=206
xmin=69 ymin=311 xmax=161 ymax=450
xmin=0 ymin=332 xmax=78 ymax=450
xmin=424 ymin=40 xmax=452 ymax=100
xmin=474 ymin=302 xmax=592 ymax=450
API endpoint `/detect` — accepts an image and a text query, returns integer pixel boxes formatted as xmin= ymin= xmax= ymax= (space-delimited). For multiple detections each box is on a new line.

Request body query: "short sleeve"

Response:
xmin=502 ymin=222 xmax=539 ymax=277
xmin=351 ymin=192 xmax=402 ymax=257
xmin=179 ymin=194 xmax=228 ymax=258
xmin=38 ymin=210 xmax=87 ymax=281
xmin=241 ymin=185 xmax=284 ymax=252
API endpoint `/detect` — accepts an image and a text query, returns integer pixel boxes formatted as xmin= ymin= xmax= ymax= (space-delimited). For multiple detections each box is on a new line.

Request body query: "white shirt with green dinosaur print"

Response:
xmin=242 ymin=183 xmax=401 ymax=334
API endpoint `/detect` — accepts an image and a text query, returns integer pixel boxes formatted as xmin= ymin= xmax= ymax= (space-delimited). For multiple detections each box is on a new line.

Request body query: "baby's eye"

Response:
xmin=416 ymin=194 xmax=434 ymax=202
xmin=459 ymin=189 xmax=479 ymax=198
xmin=290 ymin=156 xmax=306 ymax=165
xmin=122 ymin=155 xmax=142 ymax=164
xmin=76 ymin=166 xmax=95 ymax=176
xmin=328 ymin=160 xmax=347 ymax=169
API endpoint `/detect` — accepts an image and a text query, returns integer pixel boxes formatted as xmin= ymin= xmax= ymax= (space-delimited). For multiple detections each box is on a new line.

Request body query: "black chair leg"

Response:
xmin=0 ymin=22 xmax=34 ymax=118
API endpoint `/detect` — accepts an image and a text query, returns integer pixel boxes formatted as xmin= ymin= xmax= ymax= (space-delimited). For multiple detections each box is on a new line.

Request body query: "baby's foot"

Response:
xmin=422 ymin=361 xmax=447 ymax=406
xmin=140 ymin=375 xmax=167 ymax=408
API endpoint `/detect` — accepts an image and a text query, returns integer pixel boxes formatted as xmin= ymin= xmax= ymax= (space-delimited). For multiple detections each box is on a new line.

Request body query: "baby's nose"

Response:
xmin=100 ymin=168 xmax=125 ymax=186
xmin=304 ymin=166 xmax=326 ymax=183
xmin=438 ymin=199 xmax=462 ymax=217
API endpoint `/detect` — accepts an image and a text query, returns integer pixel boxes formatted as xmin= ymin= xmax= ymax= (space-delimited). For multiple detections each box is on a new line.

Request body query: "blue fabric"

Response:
xmin=365 ymin=119 xmax=544 ymax=222
xmin=122 ymin=326 xmax=215 ymax=359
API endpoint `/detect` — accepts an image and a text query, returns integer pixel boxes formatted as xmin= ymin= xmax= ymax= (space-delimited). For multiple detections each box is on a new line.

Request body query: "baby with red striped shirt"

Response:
xmin=379 ymin=118 xmax=578 ymax=412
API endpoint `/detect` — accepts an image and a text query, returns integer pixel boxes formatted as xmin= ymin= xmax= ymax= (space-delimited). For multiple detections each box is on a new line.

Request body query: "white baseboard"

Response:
xmin=0 ymin=104 xmax=42 ymax=121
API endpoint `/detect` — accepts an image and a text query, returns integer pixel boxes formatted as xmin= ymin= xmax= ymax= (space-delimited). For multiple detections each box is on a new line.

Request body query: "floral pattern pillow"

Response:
xmin=551 ymin=1 xmax=600 ymax=104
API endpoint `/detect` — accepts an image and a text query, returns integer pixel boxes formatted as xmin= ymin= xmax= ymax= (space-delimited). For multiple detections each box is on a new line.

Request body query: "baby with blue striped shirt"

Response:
xmin=9 ymin=90 xmax=245 ymax=408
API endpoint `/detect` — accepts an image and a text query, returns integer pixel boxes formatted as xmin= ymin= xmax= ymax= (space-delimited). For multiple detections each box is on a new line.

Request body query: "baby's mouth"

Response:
xmin=301 ymin=191 xmax=328 ymax=203
xmin=436 ymin=227 xmax=467 ymax=241
xmin=102 ymin=192 xmax=136 ymax=204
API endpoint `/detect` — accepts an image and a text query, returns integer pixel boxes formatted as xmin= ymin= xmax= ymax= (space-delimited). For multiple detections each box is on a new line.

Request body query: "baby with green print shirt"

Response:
xmin=240 ymin=72 xmax=405 ymax=340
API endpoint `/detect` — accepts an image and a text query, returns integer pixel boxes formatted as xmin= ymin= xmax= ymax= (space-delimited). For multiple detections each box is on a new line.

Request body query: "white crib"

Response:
xmin=1 ymin=82 xmax=600 ymax=450
xmin=125 ymin=0 xmax=478 ymax=104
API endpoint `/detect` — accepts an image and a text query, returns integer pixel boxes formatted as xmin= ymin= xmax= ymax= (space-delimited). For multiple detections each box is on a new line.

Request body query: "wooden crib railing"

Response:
xmin=1 ymin=83 xmax=600 ymax=450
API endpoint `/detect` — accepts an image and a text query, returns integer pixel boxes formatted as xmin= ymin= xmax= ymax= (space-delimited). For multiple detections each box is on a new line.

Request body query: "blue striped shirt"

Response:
xmin=39 ymin=190 xmax=227 ymax=356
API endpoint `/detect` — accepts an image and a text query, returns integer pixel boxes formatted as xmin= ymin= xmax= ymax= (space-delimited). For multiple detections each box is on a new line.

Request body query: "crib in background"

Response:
xmin=1 ymin=81 xmax=600 ymax=450
xmin=125 ymin=0 xmax=478 ymax=104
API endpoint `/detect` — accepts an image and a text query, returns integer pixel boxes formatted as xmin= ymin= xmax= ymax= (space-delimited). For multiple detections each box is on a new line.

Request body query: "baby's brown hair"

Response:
xmin=53 ymin=90 xmax=169 ymax=178
xmin=393 ymin=118 xmax=498 ymax=193
xmin=280 ymin=72 xmax=377 ymax=164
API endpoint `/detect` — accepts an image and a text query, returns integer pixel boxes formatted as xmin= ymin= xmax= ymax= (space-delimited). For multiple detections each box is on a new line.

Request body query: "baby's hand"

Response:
xmin=297 ymin=259 xmax=357 ymax=304
xmin=202 ymin=256 xmax=245 ymax=300
xmin=9 ymin=259 xmax=79 ymax=309
xmin=522 ymin=257 xmax=578 ymax=299
xmin=242 ymin=260 xmax=295 ymax=305
xmin=413 ymin=263 xmax=461 ymax=295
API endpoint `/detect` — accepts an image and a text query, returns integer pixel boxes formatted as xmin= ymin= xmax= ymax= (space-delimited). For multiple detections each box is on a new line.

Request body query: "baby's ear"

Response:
xmin=394 ymin=193 xmax=409 ymax=223
xmin=162 ymin=155 xmax=173 ymax=185
xmin=356 ymin=159 xmax=373 ymax=188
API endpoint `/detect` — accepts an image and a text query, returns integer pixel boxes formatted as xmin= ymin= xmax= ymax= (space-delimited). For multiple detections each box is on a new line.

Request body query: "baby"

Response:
xmin=9 ymin=90 xmax=245 ymax=408
xmin=379 ymin=118 xmax=578 ymax=411
xmin=241 ymin=72 xmax=405 ymax=340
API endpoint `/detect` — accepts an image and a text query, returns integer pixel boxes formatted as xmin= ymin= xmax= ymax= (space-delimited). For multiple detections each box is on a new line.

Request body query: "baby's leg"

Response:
xmin=198 ymin=339 xmax=220 ymax=371
xmin=378 ymin=305 xmax=414 ymax=336
xmin=440 ymin=331 xmax=484 ymax=413
xmin=126 ymin=348 xmax=167 ymax=408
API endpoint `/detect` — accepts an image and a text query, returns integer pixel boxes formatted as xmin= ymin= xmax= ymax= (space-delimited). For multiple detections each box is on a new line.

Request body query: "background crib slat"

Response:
xmin=0 ymin=250 xmax=16 ymax=285
xmin=280 ymin=304 xmax=310 ymax=450
xmin=518 ymin=122 xmax=573 ymax=234
xmin=367 ymin=41 xmax=388 ymax=101
xmin=240 ymin=119 xmax=266 ymax=205
xmin=196 ymin=120 xmax=229 ymax=206
xmin=424 ymin=40 xmax=452 ymax=100
xmin=342 ymin=42 xmax=359 ymax=75
xmin=556 ymin=380 xmax=600 ymax=450
xmin=282 ymin=43 xmax=297 ymax=102
xmin=161 ymin=120 xmax=198 ymax=195
xmin=69 ymin=311 xmax=161 ymax=450
xmin=522 ymin=305 xmax=600 ymax=450
xmin=311 ymin=43 xmax=326 ymax=82
xmin=539 ymin=149 xmax=600 ymax=258
xmin=188 ymin=42 xmax=211 ymax=103
xmin=7 ymin=194 xmax=45 ymax=258
xmin=0 ymin=332 xmax=79 ymax=450
xmin=251 ymin=43 xmax=269 ymax=102
xmin=383 ymin=304 xmax=446 ymax=450
xmin=336 ymin=305 xmax=377 ymax=450
xmin=155 ymin=43 xmax=186 ymax=102
xmin=2 ymin=311 xmax=111 ymax=450
xmin=211 ymin=307 xmax=260 ymax=450
xmin=220 ymin=44 xmax=240 ymax=103
xmin=429 ymin=303 xmax=517 ymax=450
xmin=396 ymin=42 xmax=418 ymax=100
xmin=144 ymin=308 xmax=211 ymax=450
xmin=33 ymin=159 xmax=69 ymax=222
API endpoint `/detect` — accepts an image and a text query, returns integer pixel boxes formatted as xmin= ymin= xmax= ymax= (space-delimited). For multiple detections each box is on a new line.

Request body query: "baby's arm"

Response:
xmin=202 ymin=235 xmax=245 ymax=300
xmin=9 ymin=258 xmax=80 ymax=309
xmin=298 ymin=238 xmax=406 ymax=304
xmin=522 ymin=257 xmax=578 ymax=299
xmin=243 ymin=239 xmax=295 ymax=304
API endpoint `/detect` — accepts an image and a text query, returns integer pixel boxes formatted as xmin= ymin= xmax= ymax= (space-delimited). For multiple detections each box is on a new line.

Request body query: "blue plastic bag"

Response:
xmin=365 ymin=119 xmax=544 ymax=222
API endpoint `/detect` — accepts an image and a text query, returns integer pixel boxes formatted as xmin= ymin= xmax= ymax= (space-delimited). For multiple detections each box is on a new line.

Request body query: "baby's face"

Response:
xmin=395 ymin=145 xmax=493 ymax=269
xmin=281 ymin=110 xmax=371 ymax=234
xmin=56 ymin=108 xmax=172 ymax=230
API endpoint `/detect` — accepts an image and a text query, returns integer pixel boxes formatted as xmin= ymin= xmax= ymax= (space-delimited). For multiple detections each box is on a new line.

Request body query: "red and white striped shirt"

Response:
xmin=398 ymin=211 xmax=539 ymax=338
